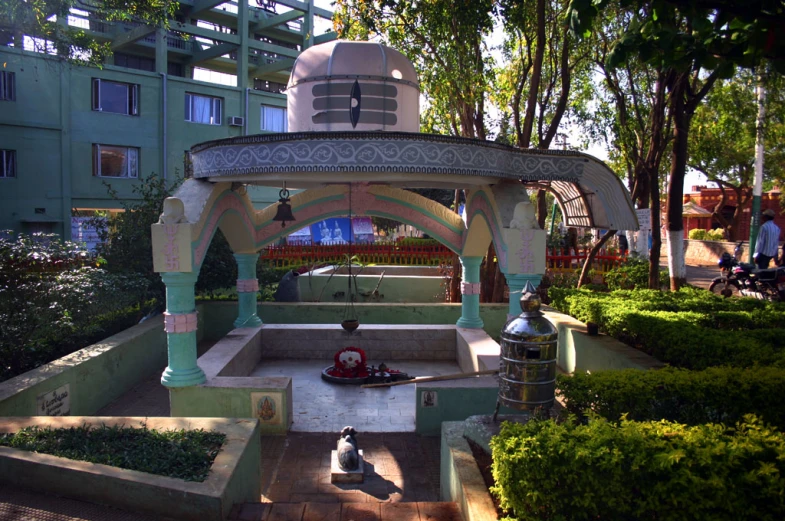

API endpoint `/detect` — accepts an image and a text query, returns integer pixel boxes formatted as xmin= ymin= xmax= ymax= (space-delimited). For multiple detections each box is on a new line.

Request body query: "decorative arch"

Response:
xmin=165 ymin=180 xmax=468 ymax=272
xmin=463 ymin=188 xmax=508 ymax=270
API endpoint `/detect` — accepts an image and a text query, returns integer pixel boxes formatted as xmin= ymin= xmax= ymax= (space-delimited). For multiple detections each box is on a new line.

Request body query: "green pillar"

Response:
xmin=456 ymin=256 xmax=484 ymax=329
xmin=160 ymin=272 xmax=206 ymax=388
xmin=234 ymin=253 xmax=262 ymax=328
xmin=504 ymin=273 xmax=543 ymax=318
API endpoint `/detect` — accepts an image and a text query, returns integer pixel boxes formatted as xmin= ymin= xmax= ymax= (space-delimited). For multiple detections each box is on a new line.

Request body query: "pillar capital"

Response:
xmin=160 ymin=271 xmax=199 ymax=288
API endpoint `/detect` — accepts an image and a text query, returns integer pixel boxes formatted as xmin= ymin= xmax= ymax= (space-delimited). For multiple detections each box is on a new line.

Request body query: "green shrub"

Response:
xmin=689 ymin=228 xmax=709 ymax=240
xmin=0 ymin=424 xmax=225 ymax=482
xmin=689 ymin=228 xmax=726 ymax=241
xmin=0 ymin=232 xmax=153 ymax=381
xmin=548 ymin=287 xmax=785 ymax=369
xmin=395 ymin=237 xmax=442 ymax=247
xmin=603 ymin=257 xmax=669 ymax=290
xmin=490 ymin=416 xmax=785 ymax=521
xmin=558 ymin=367 xmax=785 ymax=430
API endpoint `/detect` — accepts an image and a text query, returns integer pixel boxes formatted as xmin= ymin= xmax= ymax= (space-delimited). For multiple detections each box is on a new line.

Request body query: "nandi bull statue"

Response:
xmin=337 ymin=426 xmax=359 ymax=471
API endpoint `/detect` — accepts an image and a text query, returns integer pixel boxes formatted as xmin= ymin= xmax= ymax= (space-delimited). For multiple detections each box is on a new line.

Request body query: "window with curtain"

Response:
xmin=92 ymin=145 xmax=139 ymax=178
xmin=261 ymin=105 xmax=287 ymax=132
xmin=185 ymin=93 xmax=222 ymax=125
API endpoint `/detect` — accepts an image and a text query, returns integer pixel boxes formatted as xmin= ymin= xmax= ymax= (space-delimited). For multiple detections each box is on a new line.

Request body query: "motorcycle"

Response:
xmin=709 ymin=241 xmax=785 ymax=301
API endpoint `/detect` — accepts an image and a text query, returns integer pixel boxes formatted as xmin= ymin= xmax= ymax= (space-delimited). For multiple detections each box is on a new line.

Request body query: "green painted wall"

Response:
xmin=0 ymin=316 xmax=170 ymax=416
xmin=169 ymin=385 xmax=291 ymax=435
xmin=416 ymin=385 xmax=518 ymax=436
xmin=0 ymin=48 xmax=290 ymax=238
xmin=200 ymin=301 xmax=511 ymax=341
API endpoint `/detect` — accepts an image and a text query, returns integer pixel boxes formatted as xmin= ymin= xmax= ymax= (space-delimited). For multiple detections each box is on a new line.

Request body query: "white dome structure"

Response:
xmin=286 ymin=40 xmax=420 ymax=133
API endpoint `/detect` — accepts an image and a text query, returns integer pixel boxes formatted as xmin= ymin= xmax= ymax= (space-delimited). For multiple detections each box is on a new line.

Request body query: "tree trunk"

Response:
xmin=577 ymin=231 xmax=615 ymax=288
xmin=666 ymin=74 xmax=690 ymax=291
xmin=491 ymin=263 xmax=506 ymax=303
xmin=450 ymin=189 xmax=462 ymax=302
xmin=536 ymin=190 xmax=547 ymax=229
xmin=649 ymin=169 xmax=663 ymax=289
xmin=481 ymin=242 xmax=495 ymax=303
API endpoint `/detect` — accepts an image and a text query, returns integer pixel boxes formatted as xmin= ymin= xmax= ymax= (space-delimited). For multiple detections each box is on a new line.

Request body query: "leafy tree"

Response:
xmin=1 ymin=0 xmax=177 ymax=67
xmin=335 ymin=0 xmax=495 ymax=301
xmin=571 ymin=7 xmax=672 ymax=288
xmin=567 ymin=0 xmax=785 ymax=289
xmin=689 ymin=69 xmax=785 ymax=240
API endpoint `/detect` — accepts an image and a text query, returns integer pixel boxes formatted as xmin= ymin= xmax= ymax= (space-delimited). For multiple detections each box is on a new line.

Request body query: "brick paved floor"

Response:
xmin=259 ymin=433 xmax=442 ymax=504
xmin=250 ymin=360 xmax=461 ymax=433
xmin=230 ymin=501 xmax=462 ymax=521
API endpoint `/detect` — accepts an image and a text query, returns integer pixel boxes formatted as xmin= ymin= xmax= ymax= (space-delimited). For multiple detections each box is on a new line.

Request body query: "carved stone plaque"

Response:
xmin=36 ymin=384 xmax=71 ymax=416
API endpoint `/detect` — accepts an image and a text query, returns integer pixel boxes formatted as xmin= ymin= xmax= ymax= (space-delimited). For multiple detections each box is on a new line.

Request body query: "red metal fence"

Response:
xmin=260 ymin=244 xmax=627 ymax=273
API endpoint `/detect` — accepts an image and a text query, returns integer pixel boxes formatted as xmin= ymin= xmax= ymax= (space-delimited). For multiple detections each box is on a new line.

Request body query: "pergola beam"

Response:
xmin=252 ymin=10 xmax=304 ymax=32
xmin=190 ymin=0 xmax=226 ymax=18
xmin=187 ymin=42 xmax=239 ymax=66
xmin=250 ymin=57 xmax=295 ymax=75
xmin=111 ymin=24 xmax=156 ymax=51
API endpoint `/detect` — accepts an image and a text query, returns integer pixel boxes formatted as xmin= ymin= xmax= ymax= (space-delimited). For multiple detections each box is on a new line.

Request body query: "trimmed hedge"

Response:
xmin=557 ymin=367 xmax=785 ymax=430
xmin=548 ymin=287 xmax=785 ymax=369
xmin=490 ymin=416 xmax=785 ymax=521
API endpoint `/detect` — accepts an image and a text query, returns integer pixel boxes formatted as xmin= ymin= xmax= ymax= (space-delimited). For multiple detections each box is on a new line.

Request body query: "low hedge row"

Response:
xmin=548 ymin=287 xmax=785 ymax=369
xmin=490 ymin=416 xmax=785 ymax=521
xmin=557 ymin=367 xmax=785 ymax=430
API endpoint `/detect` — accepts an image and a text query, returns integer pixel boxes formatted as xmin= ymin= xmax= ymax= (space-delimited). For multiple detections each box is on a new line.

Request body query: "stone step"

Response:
xmin=229 ymin=501 xmax=463 ymax=521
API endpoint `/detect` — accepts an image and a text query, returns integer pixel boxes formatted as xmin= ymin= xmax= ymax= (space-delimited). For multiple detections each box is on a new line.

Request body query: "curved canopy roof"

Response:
xmin=190 ymin=132 xmax=639 ymax=230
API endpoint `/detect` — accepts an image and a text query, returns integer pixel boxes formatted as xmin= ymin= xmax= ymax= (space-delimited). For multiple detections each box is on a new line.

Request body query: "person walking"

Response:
xmin=754 ymin=208 xmax=781 ymax=269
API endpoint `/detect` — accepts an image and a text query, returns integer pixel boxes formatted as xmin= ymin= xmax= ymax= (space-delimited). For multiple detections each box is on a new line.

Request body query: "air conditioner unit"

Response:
xmin=229 ymin=116 xmax=244 ymax=127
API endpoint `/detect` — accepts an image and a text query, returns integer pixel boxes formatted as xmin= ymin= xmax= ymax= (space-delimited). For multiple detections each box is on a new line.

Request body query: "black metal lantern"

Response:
xmin=272 ymin=187 xmax=295 ymax=227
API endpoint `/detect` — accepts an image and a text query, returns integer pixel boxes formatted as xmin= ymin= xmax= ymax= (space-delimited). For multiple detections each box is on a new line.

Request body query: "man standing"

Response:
xmin=754 ymin=208 xmax=781 ymax=269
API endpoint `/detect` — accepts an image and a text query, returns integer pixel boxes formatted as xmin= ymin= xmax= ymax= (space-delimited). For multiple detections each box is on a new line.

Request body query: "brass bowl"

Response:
xmin=341 ymin=319 xmax=360 ymax=333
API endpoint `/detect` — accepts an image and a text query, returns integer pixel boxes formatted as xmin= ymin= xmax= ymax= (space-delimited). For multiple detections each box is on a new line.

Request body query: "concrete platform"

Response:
xmin=331 ymin=449 xmax=364 ymax=483
xmin=250 ymin=360 xmax=461 ymax=433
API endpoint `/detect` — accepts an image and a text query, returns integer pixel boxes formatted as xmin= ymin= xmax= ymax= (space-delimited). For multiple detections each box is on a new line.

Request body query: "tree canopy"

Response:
xmin=0 ymin=0 xmax=176 ymax=66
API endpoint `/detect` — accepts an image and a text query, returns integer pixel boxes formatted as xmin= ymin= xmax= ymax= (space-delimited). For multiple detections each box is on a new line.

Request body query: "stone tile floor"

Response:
xmin=250 ymin=360 xmax=461 ymax=433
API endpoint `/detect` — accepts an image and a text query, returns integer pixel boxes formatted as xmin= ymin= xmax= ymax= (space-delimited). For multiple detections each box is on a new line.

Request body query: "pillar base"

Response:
xmin=161 ymin=365 xmax=206 ymax=388
xmin=456 ymin=316 xmax=484 ymax=329
xmin=234 ymin=315 xmax=263 ymax=328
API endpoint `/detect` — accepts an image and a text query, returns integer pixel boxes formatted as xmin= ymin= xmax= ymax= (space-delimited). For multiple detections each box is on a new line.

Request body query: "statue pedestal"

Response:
xmin=331 ymin=449 xmax=364 ymax=483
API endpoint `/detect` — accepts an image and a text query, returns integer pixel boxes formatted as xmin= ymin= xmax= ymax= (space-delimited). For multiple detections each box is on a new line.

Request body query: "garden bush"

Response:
xmin=689 ymin=228 xmax=725 ymax=241
xmin=0 ymin=232 xmax=153 ymax=382
xmin=548 ymin=287 xmax=785 ymax=369
xmin=490 ymin=416 xmax=785 ymax=521
xmin=603 ymin=257 xmax=669 ymax=290
xmin=557 ymin=367 xmax=785 ymax=430
xmin=0 ymin=424 xmax=225 ymax=482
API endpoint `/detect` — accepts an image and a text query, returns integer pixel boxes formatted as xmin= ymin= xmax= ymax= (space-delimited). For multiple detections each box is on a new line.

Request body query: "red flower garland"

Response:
xmin=328 ymin=346 xmax=369 ymax=378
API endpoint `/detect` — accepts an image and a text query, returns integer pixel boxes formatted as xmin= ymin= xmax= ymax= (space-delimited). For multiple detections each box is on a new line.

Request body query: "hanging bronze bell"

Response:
xmin=272 ymin=188 xmax=295 ymax=227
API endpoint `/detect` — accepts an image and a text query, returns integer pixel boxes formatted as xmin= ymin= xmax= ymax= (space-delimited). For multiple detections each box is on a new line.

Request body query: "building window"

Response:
xmin=261 ymin=105 xmax=287 ymax=132
xmin=92 ymin=145 xmax=139 ymax=178
xmin=185 ymin=93 xmax=222 ymax=125
xmin=92 ymin=79 xmax=138 ymax=115
xmin=0 ymin=71 xmax=15 ymax=101
xmin=0 ymin=150 xmax=15 ymax=178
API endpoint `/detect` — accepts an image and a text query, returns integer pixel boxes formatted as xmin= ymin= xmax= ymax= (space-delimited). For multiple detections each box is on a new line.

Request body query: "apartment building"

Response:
xmin=0 ymin=0 xmax=335 ymax=239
